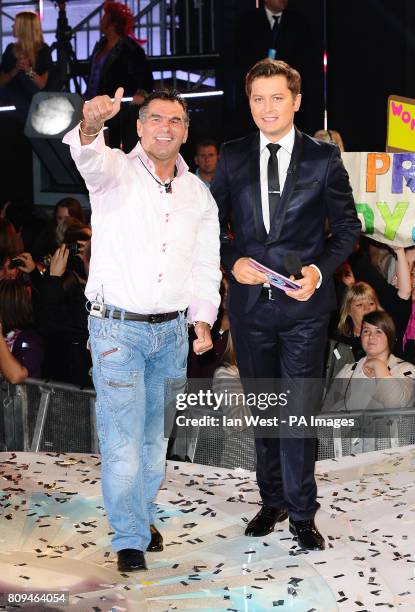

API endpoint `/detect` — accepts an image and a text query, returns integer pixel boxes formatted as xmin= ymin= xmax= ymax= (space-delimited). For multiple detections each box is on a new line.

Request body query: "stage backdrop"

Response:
xmin=342 ymin=152 xmax=415 ymax=247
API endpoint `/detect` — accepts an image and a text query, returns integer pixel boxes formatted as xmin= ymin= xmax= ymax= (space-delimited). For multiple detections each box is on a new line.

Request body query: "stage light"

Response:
xmin=24 ymin=91 xmax=83 ymax=139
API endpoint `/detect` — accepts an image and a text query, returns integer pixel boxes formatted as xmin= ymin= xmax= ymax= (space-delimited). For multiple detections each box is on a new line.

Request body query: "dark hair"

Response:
xmin=195 ymin=138 xmax=219 ymax=154
xmin=0 ymin=218 xmax=21 ymax=265
xmin=138 ymin=89 xmax=189 ymax=126
xmin=54 ymin=197 xmax=86 ymax=225
xmin=55 ymin=217 xmax=91 ymax=246
xmin=245 ymin=59 xmax=301 ymax=98
xmin=103 ymin=1 xmax=135 ymax=36
xmin=0 ymin=278 xmax=33 ymax=334
xmin=361 ymin=310 xmax=396 ymax=354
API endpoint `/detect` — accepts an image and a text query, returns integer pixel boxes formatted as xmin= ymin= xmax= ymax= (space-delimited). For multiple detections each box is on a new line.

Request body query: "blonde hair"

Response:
xmin=13 ymin=11 xmax=44 ymax=68
xmin=338 ymin=281 xmax=382 ymax=336
xmin=221 ymin=332 xmax=238 ymax=368
xmin=313 ymin=129 xmax=345 ymax=152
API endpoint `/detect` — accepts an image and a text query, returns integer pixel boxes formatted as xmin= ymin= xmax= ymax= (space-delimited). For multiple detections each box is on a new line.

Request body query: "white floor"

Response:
xmin=0 ymin=447 xmax=415 ymax=611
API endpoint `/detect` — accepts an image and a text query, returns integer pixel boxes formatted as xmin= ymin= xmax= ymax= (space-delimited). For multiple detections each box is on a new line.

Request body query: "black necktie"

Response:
xmin=271 ymin=15 xmax=280 ymax=49
xmin=267 ymin=143 xmax=281 ymax=224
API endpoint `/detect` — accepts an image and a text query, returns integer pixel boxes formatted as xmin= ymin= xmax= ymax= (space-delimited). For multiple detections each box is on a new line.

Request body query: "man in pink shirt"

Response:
xmin=63 ymin=87 xmax=221 ymax=572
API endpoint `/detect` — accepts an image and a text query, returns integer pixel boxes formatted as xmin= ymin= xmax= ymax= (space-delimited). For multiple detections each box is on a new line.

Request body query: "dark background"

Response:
xmin=1 ymin=0 xmax=415 ymax=205
xmin=216 ymin=0 xmax=415 ymax=151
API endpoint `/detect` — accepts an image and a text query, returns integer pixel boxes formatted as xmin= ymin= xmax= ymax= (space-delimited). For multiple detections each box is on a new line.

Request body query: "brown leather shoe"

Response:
xmin=146 ymin=524 xmax=163 ymax=552
xmin=289 ymin=518 xmax=325 ymax=550
xmin=117 ymin=548 xmax=147 ymax=572
xmin=245 ymin=505 xmax=288 ymax=537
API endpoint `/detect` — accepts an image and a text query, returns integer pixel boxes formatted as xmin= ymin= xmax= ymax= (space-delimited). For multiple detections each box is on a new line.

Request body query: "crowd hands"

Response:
xmin=0 ymin=197 xmax=92 ymax=386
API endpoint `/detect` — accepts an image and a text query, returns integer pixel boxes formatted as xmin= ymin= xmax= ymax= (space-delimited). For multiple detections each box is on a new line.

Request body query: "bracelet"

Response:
xmin=79 ymin=119 xmax=104 ymax=138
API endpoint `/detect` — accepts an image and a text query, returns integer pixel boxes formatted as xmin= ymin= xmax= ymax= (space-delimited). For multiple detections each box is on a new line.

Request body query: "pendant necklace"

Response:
xmin=137 ymin=155 xmax=177 ymax=194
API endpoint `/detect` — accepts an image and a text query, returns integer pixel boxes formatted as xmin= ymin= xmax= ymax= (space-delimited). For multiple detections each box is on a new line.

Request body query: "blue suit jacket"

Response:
xmin=211 ymin=127 xmax=362 ymax=319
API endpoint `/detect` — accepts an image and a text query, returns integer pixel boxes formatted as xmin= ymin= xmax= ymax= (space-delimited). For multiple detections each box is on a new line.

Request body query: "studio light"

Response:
xmin=24 ymin=91 xmax=83 ymax=139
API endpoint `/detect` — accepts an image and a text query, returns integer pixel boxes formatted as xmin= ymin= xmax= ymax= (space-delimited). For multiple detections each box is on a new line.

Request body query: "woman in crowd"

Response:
xmin=86 ymin=1 xmax=154 ymax=147
xmin=0 ymin=218 xmax=23 ymax=281
xmin=336 ymin=281 xmax=381 ymax=359
xmin=323 ymin=311 xmax=415 ymax=412
xmin=403 ymin=248 xmax=415 ymax=364
xmin=350 ymin=240 xmax=412 ymax=357
xmin=54 ymin=198 xmax=86 ymax=226
xmin=0 ymin=278 xmax=44 ymax=383
xmin=32 ymin=197 xmax=87 ymax=261
xmin=0 ymin=11 xmax=51 ymax=118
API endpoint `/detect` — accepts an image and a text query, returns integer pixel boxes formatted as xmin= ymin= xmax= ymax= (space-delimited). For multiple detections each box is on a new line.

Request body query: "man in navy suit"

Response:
xmin=211 ymin=59 xmax=361 ymax=550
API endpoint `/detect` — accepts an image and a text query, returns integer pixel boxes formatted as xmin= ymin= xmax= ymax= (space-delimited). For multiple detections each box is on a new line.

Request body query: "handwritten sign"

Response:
xmin=342 ymin=152 xmax=415 ymax=246
xmin=387 ymin=95 xmax=415 ymax=152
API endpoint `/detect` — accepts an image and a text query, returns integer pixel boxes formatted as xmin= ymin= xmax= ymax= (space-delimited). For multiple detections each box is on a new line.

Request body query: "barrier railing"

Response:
xmin=2 ymin=378 xmax=414 ymax=470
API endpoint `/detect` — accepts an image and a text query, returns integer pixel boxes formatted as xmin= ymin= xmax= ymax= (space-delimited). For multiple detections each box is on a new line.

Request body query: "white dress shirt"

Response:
xmin=63 ymin=126 xmax=221 ymax=326
xmin=264 ymin=7 xmax=282 ymax=29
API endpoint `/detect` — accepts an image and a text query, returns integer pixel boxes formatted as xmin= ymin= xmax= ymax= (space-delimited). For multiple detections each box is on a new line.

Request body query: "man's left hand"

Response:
xmin=193 ymin=322 xmax=213 ymax=355
xmin=285 ymin=266 xmax=320 ymax=301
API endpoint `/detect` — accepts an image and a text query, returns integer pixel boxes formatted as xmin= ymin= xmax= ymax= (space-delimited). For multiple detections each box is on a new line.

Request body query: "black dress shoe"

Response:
xmin=146 ymin=524 xmax=163 ymax=552
xmin=117 ymin=549 xmax=147 ymax=572
xmin=245 ymin=505 xmax=288 ymax=537
xmin=289 ymin=518 xmax=325 ymax=550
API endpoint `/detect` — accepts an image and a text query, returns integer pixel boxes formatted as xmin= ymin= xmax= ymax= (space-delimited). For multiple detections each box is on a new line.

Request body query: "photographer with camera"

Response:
xmin=36 ymin=218 xmax=92 ymax=386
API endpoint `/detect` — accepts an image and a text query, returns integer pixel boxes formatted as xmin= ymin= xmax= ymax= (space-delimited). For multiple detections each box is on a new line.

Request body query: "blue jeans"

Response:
xmin=88 ymin=310 xmax=188 ymax=552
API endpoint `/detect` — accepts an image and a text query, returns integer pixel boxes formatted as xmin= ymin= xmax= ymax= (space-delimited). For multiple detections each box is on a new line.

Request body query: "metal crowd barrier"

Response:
xmin=1 ymin=379 xmax=415 ymax=469
xmin=180 ymin=407 xmax=415 ymax=470
xmin=0 ymin=377 xmax=97 ymax=454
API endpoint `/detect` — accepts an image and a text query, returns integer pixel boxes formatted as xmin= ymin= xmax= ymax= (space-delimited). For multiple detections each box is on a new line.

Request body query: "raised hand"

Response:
xmin=81 ymin=87 xmax=124 ymax=138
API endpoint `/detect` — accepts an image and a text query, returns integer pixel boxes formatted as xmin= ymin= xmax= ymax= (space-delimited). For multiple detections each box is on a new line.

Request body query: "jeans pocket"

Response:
xmin=100 ymin=368 xmax=139 ymax=411
xmin=165 ymin=370 xmax=187 ymax=437
xmin=90 ymin=332 xmax=134 ymax=368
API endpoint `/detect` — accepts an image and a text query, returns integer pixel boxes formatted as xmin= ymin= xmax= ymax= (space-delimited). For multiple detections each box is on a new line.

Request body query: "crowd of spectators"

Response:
xmin=0 ymin=197 xmax=91 ymax=386
xmin=1 ymin=165 xmax=415 ymax=421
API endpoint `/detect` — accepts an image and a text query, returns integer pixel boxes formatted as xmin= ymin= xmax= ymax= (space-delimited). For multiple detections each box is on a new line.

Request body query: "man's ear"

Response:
xmin=137 ymin=118 xmax=143 ymax=138
xmin=294 ymin=93 xmax=302 ymax=112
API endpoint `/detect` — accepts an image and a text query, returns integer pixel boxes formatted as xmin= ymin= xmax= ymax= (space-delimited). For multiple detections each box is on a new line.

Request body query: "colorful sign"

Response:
xmin=387 ymin=95 xmax=415 ymax=152
xmin=342 ymin=152 xmax=415 ymax=246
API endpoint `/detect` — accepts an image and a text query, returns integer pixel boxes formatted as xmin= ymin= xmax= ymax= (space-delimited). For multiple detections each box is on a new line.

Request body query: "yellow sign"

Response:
xmin=387 ymin=95 xmax=415 ymax=152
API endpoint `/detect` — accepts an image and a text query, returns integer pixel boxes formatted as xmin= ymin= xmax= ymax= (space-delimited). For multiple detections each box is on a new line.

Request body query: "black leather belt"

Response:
xmin=104 ymin=309 xmax=179 ymax=323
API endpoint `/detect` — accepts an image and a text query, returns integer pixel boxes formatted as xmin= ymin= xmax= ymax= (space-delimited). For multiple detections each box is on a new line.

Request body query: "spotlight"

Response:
xmin=24 ymin=91 xmax=83 ymax=139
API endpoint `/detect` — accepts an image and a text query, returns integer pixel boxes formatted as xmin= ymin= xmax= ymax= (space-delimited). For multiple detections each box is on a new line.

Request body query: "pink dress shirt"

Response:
xmin=63 ymin=126 xmax=221 ymax=326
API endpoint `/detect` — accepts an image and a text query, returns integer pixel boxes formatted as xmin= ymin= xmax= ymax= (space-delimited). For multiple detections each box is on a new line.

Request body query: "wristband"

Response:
xmin=79 ymin=119 xmax=104 ymax=137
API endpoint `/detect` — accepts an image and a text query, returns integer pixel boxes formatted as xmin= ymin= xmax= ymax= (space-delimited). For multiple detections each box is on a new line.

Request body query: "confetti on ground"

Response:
xmin=0 ymin=447 xmax=414 ymax=610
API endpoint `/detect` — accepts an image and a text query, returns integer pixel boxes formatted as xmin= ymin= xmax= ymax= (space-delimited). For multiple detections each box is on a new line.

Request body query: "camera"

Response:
xmin=66 ymin=242 xmax=81 ymax=256
xmin=9 ymin=258 xmax=24 ymax=269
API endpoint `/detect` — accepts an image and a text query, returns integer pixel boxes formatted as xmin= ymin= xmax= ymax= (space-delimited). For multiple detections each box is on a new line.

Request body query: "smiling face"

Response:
xmin=349 ymin=294 xmax=377 ymax=334
xmin=249 ymin=75 xmax=301 ymax=142
xmin=137 ymin=99 xmax=188 ymax=168
xmin=361 ymin=322 xmax=390 ymax=360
